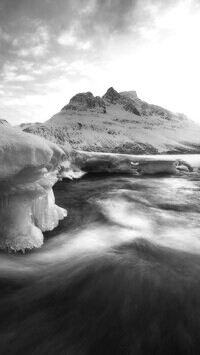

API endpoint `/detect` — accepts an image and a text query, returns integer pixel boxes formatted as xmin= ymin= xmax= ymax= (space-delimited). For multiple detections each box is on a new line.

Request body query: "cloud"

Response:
xmin=12 ymin=24 xmax=50 ymax=58
xmin=18 ymin=44 xmax=48 ymax=57
xmin=2 ymin=62 xmax=35 ymax=82
xmin=57 ymin=31 xmax=77 ymax=46
xmin=80 ymin=0 xmax=138 ymax=33
xmin=0 ymin=28 xmax=12 ymax=42
xmin=55 ymin=0 xmax=198 ymax=54
xmin=4 ymin=72 xmax=35 ymax=82
xmin=1 ymin=0 xmax=200 ymax=125
xmin=57 ymin=28 xmax=92 ymax=51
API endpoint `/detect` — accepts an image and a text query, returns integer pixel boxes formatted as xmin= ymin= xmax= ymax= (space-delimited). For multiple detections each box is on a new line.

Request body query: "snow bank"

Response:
xmin=0 ymin=125 xmax=68 ymax=252
xmin=135 ymin=160 xmax=177 ymax=175
xmin=72 ymin=151 xmax=195 ymax=175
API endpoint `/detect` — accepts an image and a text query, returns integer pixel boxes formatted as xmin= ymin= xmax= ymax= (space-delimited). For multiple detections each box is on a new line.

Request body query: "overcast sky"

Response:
xmin=0 ymin=0 xmax=200 ymax=125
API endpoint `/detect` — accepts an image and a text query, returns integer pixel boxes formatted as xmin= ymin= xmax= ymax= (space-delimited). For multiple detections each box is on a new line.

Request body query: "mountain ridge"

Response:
xmin=20 ymin=87 xmax=200 ymax=154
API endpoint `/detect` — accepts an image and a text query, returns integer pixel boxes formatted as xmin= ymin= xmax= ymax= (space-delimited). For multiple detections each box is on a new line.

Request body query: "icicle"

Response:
xmin=0 ymin=170 xmax=67 ymax=252
xmin=0 ymin=123 xmax=69 ymax=252
xmin=32 ymin=187 xmax=67 ymax=232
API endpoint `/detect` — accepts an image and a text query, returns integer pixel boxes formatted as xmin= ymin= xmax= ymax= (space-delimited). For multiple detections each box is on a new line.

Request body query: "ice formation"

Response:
xmin=1 ymin=120 xmax=197 ymax=253
xmin=0 ymin=125 xmax=68 ymax=252
xmin=58 ymin=159 xmax=86 ymax=180
xmin=72 ymin=151 xmax=194 ymax=175
xmin=135 ymin=160 xmax=177 ymax=175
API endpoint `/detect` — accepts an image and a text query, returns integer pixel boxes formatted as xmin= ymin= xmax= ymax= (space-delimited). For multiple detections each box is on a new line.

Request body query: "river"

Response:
xmin=1 ymin=169 xmax=200 ymax=354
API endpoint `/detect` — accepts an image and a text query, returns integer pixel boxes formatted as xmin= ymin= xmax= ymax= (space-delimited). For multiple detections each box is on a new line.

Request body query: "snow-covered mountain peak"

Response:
xmin=102 ymin=87 xmax=121 ymax=104
xmin=20 ymin=87 xmax=200 ymax=154
xmin=61 ymin=91 xmax=106 ymax=113
xmin=102 ymin=88 xmax=140 ymax=115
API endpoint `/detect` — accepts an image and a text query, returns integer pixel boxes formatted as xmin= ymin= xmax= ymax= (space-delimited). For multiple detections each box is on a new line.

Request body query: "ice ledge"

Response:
xmin=0 ymin=125 xmax=68 ymax=252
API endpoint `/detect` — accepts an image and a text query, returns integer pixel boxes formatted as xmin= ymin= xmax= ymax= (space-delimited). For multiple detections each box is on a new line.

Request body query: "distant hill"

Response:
xmin=20 ymin=87 xmax=200 ymax=154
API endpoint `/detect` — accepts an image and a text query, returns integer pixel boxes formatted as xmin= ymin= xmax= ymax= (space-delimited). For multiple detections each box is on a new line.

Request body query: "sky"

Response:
xmin=0 ymin=0 xmax=200 ymax=125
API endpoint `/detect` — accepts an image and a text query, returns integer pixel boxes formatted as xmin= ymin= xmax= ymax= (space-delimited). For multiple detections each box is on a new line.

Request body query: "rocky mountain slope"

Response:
xmin=20 ymin=87 xmax=200 ymax=154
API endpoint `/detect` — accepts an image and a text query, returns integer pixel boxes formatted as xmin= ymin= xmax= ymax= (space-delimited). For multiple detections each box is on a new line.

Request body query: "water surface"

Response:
xmin=1 ymin=170 xmax=200 ymax=354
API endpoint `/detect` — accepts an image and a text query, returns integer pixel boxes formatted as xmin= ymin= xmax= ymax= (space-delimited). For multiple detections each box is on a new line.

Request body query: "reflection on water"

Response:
xmin=1 ymin=172 xmax=200 ymax=354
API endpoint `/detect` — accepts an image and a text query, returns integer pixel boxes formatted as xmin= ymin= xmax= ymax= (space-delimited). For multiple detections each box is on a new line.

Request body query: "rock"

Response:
xmin=103 ymin=87 xmax=121 ymax=103
xmin=123 ymin=102 xmax=141 ymax=116
xmin=103 ymin=88 xmax=141 ymax=115
xmin=62 ymin=92 xmax=106 ymax=113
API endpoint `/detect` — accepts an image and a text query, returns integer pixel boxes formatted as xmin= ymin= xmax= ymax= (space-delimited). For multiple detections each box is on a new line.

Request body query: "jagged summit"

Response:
xmin=102 ymin=87 xmax=121 ymax=103
xmin=62 ymin=91 xmax=106 ymax=113
xmin=102 ymin=87 xmax=141 ymax=115
xmin=60 ymin=87 xmax=140 ymax=115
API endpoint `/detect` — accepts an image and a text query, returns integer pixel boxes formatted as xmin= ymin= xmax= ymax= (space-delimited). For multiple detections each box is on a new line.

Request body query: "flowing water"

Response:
xmin=1 ymin=165 xmax=200 ymax=354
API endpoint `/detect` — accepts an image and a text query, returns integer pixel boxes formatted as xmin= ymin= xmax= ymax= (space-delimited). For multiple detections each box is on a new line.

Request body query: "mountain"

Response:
xmin=21 ymin=87 xmax=200 ymax=154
